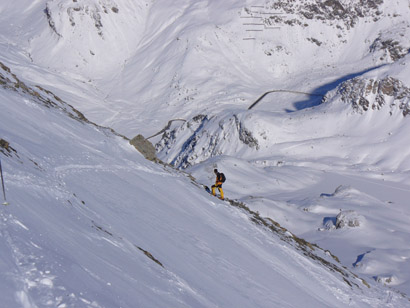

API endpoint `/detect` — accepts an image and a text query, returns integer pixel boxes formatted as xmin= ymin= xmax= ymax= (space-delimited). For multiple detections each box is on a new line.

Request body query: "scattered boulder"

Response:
xmin=130 ymin=135 xmax=157 ymax=161
xmin=336 ymin=210 xmax=364 ymax=229
xmin=374 ymin=275 xmax=398 ymax=286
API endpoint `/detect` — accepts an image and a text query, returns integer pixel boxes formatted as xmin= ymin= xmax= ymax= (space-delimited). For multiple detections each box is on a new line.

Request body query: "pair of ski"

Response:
xmin=204 ymin=185 xmax=224 ymax=201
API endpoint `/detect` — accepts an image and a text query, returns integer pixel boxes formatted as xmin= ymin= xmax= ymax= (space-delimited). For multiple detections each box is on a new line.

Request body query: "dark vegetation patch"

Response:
xmin=0 ymin=139 xmax=18 ymax=157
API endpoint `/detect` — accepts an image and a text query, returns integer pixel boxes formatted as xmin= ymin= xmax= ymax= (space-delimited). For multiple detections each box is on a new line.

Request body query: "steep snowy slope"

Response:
xmin=154 ymin=51 xmax=410 ymax=294
xmin=3 ymin=0 xmax=409 ymax=138
xmin=157 ymin=54 xmax=410 ymax=295
xmin=156 ymin=45 xmax=410 ymax=166
xmin=157 ymin=56 xmax=410 ymax=171
xmin=2 ymin=61 xmax=408 ymax=307
xmin=2 ymin=0 xmax=410 ymax=304
xmin=100 ymin=0 xmax=409 ymax=136
xmin=148 ymin=1 xmax=410 ymax=295
xmin=29 ymin=0 xmax=149 ymax=78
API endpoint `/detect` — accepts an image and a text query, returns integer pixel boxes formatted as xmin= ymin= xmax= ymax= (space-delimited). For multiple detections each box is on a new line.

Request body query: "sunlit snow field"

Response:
xmin=1 ymin=0 xmax=410 ymax=307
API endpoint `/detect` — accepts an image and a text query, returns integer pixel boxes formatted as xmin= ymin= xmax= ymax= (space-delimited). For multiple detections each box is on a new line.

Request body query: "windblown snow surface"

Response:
xmin=1 ymin=0 xmax=410 ymax=307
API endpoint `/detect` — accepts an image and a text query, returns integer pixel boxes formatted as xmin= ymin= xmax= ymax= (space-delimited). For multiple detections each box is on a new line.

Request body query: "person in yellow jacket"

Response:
xmin=211 ymin=169 xmax=225 ymax=200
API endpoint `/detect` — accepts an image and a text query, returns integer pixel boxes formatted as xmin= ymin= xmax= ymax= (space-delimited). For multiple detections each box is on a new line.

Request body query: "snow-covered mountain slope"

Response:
xmin=156 ymin=58 xmax=410 ymax=172
xmin=29 ymin=0 xmax=148 ymax=78
xmin=147 ymin=1 xmax=410 ymax=296
xmin=154 ymin=52 xmax=410 ymax=295
xmin=2 ymin=63 xmax=408 ymax=307
xmin=2 ymin=0 xmax=410 ymax=137
xmin=2 ymin=0 xmax=410 ymax=305
xmin=102 ymin=0 xmax=410 ymax=137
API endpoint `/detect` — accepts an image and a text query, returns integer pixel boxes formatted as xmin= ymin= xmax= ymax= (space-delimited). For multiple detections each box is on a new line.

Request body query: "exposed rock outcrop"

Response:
xmin=156 ymin=113 xmax=259 ymax=169
xmin=336 ymin=210 xmax=364 ymax=229
xmin=130 ymin=135 xmax=157 ymax=161
xmin=256 ymin=0 xmax=384 ymax=30
xmin=45 ymin=0 xmax=120 ymax=39
xmin=326 ymin=76 xmax=410 ymax=116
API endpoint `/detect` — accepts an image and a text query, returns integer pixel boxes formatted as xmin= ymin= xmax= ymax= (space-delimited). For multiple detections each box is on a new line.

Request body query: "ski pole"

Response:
xmin=0 ymin=158 xmax=8 ymax=205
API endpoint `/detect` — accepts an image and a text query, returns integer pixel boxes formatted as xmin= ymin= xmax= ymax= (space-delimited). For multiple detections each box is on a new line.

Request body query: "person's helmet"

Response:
xmin=214 ymin=169 xmax=218 ymax=173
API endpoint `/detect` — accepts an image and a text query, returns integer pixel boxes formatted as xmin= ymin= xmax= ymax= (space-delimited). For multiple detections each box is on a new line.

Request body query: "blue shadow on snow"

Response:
xmin=291 ymin=64 xmax=387 ymax=111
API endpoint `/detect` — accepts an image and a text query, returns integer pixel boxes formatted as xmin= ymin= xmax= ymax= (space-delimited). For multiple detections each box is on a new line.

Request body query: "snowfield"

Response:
xmin=1 ymin=0 xmax=410 ymax=307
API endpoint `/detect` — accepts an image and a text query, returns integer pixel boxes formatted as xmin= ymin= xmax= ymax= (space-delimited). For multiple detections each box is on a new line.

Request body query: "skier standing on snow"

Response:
xmin=212 ymin=169 xmax=225 ymax=200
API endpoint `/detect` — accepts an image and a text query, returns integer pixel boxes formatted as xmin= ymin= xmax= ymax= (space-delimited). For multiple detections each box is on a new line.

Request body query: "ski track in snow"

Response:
xmin=54 ymin=163 xmax=172 ymax=177
xmin=0 ymin=211 xmax=99 ymax=308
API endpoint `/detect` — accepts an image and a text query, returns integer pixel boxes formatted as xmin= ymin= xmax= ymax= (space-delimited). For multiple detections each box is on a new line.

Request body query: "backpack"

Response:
xmin=220 ymin=173 xmax=226 ymax=183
